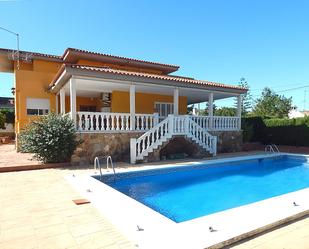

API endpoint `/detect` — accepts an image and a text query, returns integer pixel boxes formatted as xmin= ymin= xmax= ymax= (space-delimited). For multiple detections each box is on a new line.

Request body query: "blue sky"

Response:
xmin=0 ymin=0 xmax=309 ymax=109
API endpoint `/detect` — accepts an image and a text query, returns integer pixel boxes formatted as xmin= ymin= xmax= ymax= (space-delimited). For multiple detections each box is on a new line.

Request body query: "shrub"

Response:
xmin=0 ymin=112 xmax=5 ymax=129
xmin=19 ymin=113 xmax=81 ymax=163
xmin=241 ymin=116 xmax=265 ymax=142
xmin=242 ymin=116 xmax=309 ymax=146
xmin=262 ymin=117 xmax=309 ymax=146
xmin=242 ymin=122 xmax=254 ymax=142
xmin=2 ymin=109 xmax=15 ymax=124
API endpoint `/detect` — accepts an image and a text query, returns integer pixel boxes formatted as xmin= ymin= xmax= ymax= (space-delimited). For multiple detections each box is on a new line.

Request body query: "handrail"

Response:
xmin=272 ymin=144 xmax=280 ymax=152
xmin=188 ymin=118 xmax=217 ymax=155
xmin=77 ymin=112 xmax=157 ymax=132
xmin=265 ymin=144 xmax=280 ymax=153
xmin=189 ymin=115 xmax=241 ymax=131
xmin=130 ymin=114 xmax=217 ymax=163
xmin=106 ymin=156 xmax=115 ymax=175
xmin=94 ymin=155 xmax=116 ymax=180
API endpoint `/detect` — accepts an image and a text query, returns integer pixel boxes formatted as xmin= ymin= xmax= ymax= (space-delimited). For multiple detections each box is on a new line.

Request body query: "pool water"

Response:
xmin=99 ymin=155 xmax=309 ymax=223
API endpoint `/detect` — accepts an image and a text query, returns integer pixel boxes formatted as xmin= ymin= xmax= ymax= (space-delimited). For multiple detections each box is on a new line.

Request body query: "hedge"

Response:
xmin=242 ymin=116 xmax=309 ymax=146
xmin=0 ymin=109 xmax=15 ymax=124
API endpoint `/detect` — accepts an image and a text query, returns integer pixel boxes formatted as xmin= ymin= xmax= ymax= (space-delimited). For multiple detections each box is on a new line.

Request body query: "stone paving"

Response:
xmin=0 ymin=167 xmax=136 ymax=249
xmin=230 ymin=217 xmax=309 ymax=249
xmin=0 ymin=143 xmax=40 ymax=168
xmin=0 ymin=150 xmax=309 ymax=248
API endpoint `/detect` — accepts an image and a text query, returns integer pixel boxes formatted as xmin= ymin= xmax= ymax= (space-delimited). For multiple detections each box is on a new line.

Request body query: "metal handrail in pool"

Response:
xmin=94 ymin=156 xmax=116 ymax=180
xmin=265 ymin=144 xmax=280 ymax=153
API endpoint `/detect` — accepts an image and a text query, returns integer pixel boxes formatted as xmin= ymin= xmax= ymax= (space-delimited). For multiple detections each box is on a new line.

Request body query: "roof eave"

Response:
xmin=50 ymin=66 xmax=247 ymax=95
xmin=62 ymin=48 xmax=180 ymax=74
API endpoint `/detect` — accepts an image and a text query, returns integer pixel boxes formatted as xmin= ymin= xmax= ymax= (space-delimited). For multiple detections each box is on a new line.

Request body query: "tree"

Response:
xmin=0 ymin=112 xmax=5 ymax=129
xmin=214 ymin=107 xmax=236 ymax=116
xmin=235 ymin=77 xmax=253 ymax=116
xmin=252 ymin=87 xmax=293 ymax=118
xmin=200 ymin=103 xmax=217 ymax=116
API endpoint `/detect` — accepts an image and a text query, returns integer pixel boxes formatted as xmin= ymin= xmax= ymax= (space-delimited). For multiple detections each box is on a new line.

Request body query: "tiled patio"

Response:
xmin=230 ymin=217 xmax=309 ymax=249
xmin=0 ymin=143 xmax=40 ymax=168
xmin=0 ymin=167 xmax=136 ymax=249
xmin=0 ymin=150 xmax=309 ymax=248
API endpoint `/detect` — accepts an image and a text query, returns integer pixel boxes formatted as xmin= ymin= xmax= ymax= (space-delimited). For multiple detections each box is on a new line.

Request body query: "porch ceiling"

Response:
xmin=63 ymin=77 xmax=237 ymax=104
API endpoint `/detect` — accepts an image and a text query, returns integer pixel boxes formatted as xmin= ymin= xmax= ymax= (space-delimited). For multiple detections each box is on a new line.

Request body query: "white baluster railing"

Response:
xmin=190 ymin=116 xmax=240 ymax=131
xmin=77 ymin=112 xmax=157 ymax=132
xmin=131 ymin=115 xmax=172 ymax=163
xmin=187 ymin=118 xmax=217 ymax=155
xmin=130 ymin=115 xmax=217 ymax=163
xmin=135 ymin=114 xmax=156 ymax=131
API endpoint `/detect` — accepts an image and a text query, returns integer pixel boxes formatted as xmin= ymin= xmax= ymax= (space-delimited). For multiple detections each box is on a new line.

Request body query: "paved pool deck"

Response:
xmin=0 ymin=151 xmax=309 ymax=248
xmin=0 ymin=167 xmax=137 ymax=249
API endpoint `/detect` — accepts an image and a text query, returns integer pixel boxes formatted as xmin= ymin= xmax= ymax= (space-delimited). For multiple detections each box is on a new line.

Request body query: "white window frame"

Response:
xmin=154 ymin=102 xmax=174 ymax=119
xmin=26 ymin=98 xmax=50 ymax=116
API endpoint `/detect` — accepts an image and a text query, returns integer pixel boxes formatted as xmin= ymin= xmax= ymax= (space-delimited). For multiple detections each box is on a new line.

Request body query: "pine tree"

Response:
xmin=234 ymin=77 xmax=252 ymax=116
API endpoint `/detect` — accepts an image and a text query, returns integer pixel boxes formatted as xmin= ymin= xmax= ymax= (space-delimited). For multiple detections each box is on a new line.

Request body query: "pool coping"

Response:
xmin=66 ymin=153 xmax=309 ymax=249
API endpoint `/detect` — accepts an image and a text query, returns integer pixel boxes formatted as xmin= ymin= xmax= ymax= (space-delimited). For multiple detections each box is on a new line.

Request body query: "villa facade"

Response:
xmin=0 ymin=48 xmax=247 ymax=164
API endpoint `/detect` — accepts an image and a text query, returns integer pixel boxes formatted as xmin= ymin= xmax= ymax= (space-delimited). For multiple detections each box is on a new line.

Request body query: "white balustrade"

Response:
xmin=131 ymin=115 xmax=172 ymax=163
xmin=187 ymin=118 xmax=217 ymax=155
xmin=76 ymin=112 xmax=238 ymax=133
xmin=77 ymin=112 xmax=157 ymax=132
xmin=190 ymin=116 xmax=241 ymax=131
xmin=130 ymin=115 xmax=217 ymax=163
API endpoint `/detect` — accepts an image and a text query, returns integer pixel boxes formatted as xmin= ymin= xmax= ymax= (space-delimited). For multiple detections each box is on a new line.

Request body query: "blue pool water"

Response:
xmin=97 ymin=155 xmax=309 ymax=223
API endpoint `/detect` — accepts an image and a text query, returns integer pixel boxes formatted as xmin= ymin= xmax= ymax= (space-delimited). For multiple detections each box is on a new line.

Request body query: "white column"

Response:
xmin=130 ymin=84 xmax=136 ymax=130
xmin=173 ymin=88 xmax=179 ymax=115
xmin=60 ymin=87 xmax=66 ymax=114
xmin=69 ymin=78 xmax=77 ymax=127
xmin=130 ymin=138 xmax=137 ymax=164
xmin=208 ymin=92 xmax=214 ymax=130
xmin=198 ymin=103 xmax=200 ymax=116
xmin=237 ymin=95 xmax=242 ymax=117
xmin=237 ymin=94 xmax=242 ymax=130
xmin=55 ymin=93 xmax=59 ymax=114
xmin=208 ymin=92 xmax=214 ymax=116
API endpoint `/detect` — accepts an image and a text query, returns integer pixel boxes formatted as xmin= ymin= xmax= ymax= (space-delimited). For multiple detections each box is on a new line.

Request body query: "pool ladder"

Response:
xmin=265 ymin=144 xmax=280 ymax=153
xmin=94 ymin=156 xmax=116 ymax=180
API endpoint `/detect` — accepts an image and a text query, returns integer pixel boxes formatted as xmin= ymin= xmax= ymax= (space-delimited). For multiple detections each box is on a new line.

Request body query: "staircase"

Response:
xmin=130 ymin=115 xmax=217 ymax=163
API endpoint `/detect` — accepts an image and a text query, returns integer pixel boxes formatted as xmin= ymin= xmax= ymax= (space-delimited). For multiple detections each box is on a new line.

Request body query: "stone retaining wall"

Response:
xmin=71 ymin=130 xmax=243 ymax=165
xmin=71 ymin=132 xmax=144 ymax=165
xmin=212 ymin=130 xmax=243 ymax=153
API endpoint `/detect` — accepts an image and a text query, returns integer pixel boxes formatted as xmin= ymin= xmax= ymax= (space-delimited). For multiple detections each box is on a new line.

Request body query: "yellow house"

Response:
xmin=0 ymin=47 xmax=247 ymax=164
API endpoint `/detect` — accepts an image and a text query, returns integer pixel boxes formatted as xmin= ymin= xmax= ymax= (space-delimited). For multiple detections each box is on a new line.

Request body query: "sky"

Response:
xmin=0 ymin=0 xmax=309 ymax=110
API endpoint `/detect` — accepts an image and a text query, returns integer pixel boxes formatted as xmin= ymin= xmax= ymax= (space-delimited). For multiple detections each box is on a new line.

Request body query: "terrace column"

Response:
xmin=55 ymin=93 xmax=59 ymax=114
xmin=208 ymin=92 xmax=214 ymax=129
xmin=236 ymin=94 xmax=242 ymax=130
xmin=173 ymin=88 xmax=179 ymax=115
xmin=69 ymin=78 xmax=77 ymax=127
xmin=59 ymin=87 xmax=66 ymax=114
xmin=130 ymin=84 xmax=136 ymax=130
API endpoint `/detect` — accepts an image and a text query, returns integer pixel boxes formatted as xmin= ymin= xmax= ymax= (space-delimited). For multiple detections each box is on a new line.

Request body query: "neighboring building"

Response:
xmin=0 ymin=97 xmax=14 ymax=136
xmin=288 ymin=109 xmax=309 ymax=119
xmin=0 ymin=47 xmax=247 ymax=163
xmin=0 ymin=97 xmax=14 ymax=110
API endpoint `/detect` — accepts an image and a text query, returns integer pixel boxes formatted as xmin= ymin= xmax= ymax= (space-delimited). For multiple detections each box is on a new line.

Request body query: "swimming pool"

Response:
xmin=96 ymin=155 xmax=309 ymax=223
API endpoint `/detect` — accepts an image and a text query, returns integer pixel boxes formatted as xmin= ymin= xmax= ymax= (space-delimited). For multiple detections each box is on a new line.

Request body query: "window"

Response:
xmin=154 ymin=102 xmax=174 ymax=119
xmin=26 ymin=98 xmax=50 ymax=116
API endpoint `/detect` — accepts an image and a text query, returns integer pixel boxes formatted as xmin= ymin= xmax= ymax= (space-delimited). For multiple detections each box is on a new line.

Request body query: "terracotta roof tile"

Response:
xmin=0 ymin=48 xmax=62 ymax=60
xmin=64 ymin=48 xmax=180 ymax=69
xmin=66 ymin=64 xmax=247 ymax=91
